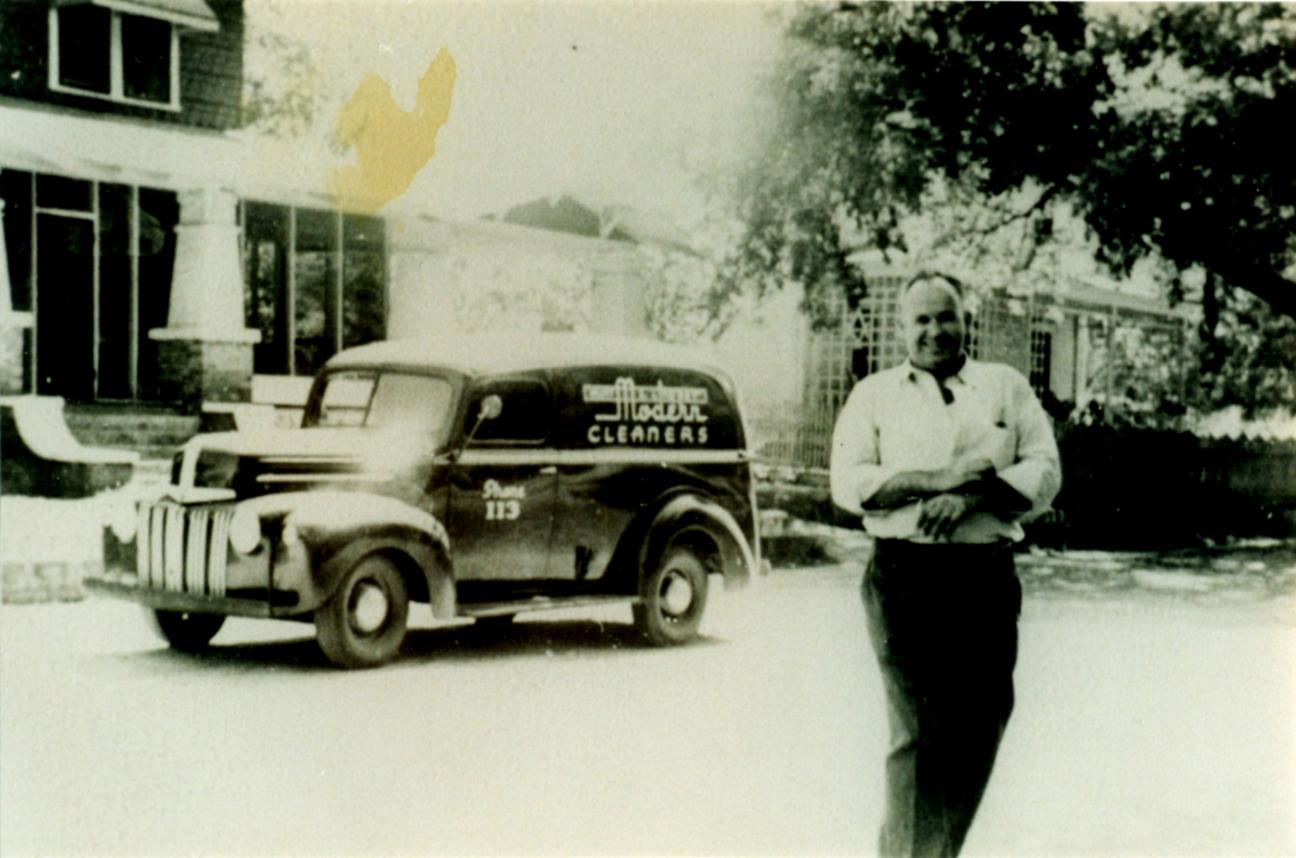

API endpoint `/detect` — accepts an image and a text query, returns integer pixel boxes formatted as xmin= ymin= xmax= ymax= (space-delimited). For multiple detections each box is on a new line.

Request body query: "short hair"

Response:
xmin=902 ymin=271 xmax=966 ymax=300
xmin=900 ymin=272 xmax=968 ymax=318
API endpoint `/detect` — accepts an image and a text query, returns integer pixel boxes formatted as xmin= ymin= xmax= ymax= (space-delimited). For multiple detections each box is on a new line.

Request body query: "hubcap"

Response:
xmin=351 ymin=582 xmax=389 ymax=634
xmin=660 ymin=570 xmax=694 ymax=616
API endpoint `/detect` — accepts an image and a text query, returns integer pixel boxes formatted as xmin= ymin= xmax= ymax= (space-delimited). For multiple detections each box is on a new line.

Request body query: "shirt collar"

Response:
xmin=903 ymin=354 xmax=972 ymax=386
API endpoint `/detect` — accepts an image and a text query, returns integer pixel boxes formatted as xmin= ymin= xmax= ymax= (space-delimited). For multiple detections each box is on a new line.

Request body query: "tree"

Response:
xmin=241 ymin=2 xmax=326 ymax=139
xmin=732 ymin=2 xmax=1296 ymax=409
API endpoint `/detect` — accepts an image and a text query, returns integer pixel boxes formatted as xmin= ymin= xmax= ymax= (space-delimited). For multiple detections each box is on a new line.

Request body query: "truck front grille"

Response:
xmin=136 ymin=502 xmax=233 ymax=597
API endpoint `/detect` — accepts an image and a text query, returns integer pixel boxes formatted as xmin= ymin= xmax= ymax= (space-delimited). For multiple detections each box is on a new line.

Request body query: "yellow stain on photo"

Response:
xmin=328 ymin=47 xmax=457 ymax=214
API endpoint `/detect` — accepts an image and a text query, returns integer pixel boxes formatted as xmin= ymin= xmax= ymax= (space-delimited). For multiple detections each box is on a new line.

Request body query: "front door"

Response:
xmin=448 ymin=456 xmax=556 ymax=581
xmin=447 ymin=376 xmax=557 ymax=582
xmin=35 ymin=212 xmax=95 ymax=400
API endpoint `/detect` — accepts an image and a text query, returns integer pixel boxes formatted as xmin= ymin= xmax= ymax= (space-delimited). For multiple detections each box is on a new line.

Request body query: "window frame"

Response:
xmin=48 ymin=5 xmax=182 ymax=111
xmin=240 ymin=201 xmax=389 ymax=377
xmin=464 ymin=376 xmax=554 ymax=448
xmin=305 ymin=369 xmax=461 ymax=448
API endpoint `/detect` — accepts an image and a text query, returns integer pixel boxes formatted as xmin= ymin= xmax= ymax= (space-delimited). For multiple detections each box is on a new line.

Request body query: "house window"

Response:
xmin=47 ymin=0 xmax=217 ymax=110
xmin=55 ymin=5 xmax=112 ymax=95
xmin=1030 ymin=329 xmax=1053 ymax=395
xmin=121 ymin=13 xmax=172 ymax=103
xmin=241 ymin=201 xmax=388 ymax=377
xmin=1 ymin=170 xmax=179 ymax=399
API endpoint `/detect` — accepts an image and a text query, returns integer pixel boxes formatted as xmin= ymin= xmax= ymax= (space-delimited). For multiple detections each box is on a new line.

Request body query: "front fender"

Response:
xmin=640 ymin=493 xmax=757 ymax=591
xmin=242 ymin=491 xmax=454 ymax=617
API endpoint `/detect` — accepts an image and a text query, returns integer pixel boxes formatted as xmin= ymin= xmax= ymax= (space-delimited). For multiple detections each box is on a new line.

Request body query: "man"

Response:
xmin=830 ymin=273 xmax=1061 ymax=858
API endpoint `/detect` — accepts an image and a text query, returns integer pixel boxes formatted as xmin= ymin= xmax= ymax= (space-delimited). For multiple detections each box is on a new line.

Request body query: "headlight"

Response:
xmin=228 ymin=506 xmax=262 ymax=554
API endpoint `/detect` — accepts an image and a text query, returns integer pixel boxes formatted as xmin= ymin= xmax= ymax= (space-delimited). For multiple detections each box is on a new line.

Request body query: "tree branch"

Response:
xmin=1203 ymin=262 xmax=1296 ymax=321
xmin=931 ymin=182 xmax=1063 ymax=251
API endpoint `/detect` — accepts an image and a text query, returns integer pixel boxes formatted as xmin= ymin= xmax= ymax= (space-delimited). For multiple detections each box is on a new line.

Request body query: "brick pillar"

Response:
xmin=0 ymin=198 xmax=32 ymax=394
xmin=148 ymin=187 xmax=259 ymax=408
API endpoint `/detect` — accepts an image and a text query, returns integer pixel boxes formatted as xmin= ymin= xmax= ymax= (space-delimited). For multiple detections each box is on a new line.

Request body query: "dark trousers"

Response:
xmin=861 ymin=539 xmax=1022 ymax=858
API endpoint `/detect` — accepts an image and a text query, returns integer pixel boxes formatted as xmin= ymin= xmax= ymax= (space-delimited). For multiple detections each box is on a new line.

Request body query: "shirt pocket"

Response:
xmin=955 ymin=401 xmax=1017 ymax=471
xmin=980 ymin=424 xmax=1017 ymax=471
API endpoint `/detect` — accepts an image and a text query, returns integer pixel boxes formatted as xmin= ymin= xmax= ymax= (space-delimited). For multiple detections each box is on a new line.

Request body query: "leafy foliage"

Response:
xmin=734 ymin=3 xmax=1105 ymax=312
xmin=1193 ymin=290 xmax=1296 ymax=417
xmin=241 ymin=8 xmax=323 ymax=139
xmin=734 ymin=2 xmax=1296 ymax=410
xmin=1087 ymin=5 xmax=1296 ymax=314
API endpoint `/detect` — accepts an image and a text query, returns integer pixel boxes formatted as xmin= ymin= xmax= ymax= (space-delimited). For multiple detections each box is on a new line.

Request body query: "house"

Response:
xmin=729 ymin=260 xmax=1200 ymax=470
xmin=383 ymin=196 xmax=678 ymax=348
xmin=0 ymin=0 xmax=1202 ymax=478
xmin=0 ymin=3 xmax=657 ymax=451
xmin=439 ymin=198 xmax=1204 ymax=466
xmin=0 ymin=0 xmax=353 ymax=411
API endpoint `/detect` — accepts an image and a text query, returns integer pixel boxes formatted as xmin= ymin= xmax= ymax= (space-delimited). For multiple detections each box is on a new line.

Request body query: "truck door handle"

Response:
xmin=540 ymin=466 xmax=557 ymax=475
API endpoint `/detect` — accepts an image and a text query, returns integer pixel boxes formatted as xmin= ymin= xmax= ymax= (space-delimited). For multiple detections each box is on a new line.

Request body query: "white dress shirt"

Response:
xmin=829 ymin=358 xmax=1062 ymax=543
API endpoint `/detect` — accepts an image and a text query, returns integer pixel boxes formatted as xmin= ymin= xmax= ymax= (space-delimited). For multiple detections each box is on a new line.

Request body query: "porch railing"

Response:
xmin=746 ymin=403 xmax=836 ymax=471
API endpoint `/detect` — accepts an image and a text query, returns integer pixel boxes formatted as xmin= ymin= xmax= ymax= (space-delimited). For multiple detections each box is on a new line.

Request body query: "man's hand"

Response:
xmin=864 ymin=459 xmax=997 ymax=511
xmin=918 ymin=492 xmax=981 ymax=540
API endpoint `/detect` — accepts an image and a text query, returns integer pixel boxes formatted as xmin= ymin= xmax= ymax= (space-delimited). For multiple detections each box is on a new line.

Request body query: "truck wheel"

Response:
xmin=152 ymin=609 xmax=225 ymax=651
xmin=316 ymin=554 xmax=409 ymax=669
xmin=633 ymin=545 xmax=709 ymax=646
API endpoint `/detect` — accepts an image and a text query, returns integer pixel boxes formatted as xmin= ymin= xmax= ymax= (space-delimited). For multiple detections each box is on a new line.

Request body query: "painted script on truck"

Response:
xmin=482 ymin=479 xmax=525 ymax=521
xmin=582 ymin=377 xmax=710 ymax=446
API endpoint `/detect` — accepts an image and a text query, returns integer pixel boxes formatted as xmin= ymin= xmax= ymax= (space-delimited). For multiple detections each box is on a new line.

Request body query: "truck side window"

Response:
xmin=465 ymin=378 xmax=552 ymax=445
xmin=318 ymin=372 xmax=375 ymax=427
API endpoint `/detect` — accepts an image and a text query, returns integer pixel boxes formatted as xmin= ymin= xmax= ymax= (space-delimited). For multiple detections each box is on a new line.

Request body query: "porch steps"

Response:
xmin=63 ymin=404 xmax=200 ymax=463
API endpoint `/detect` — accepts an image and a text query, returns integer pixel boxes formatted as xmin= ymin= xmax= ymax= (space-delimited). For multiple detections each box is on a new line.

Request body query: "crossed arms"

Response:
xmin=829 ymin=367 xmax=1062 ymax=541
xmin=864 ymin=459 xmax=1032 ymax=540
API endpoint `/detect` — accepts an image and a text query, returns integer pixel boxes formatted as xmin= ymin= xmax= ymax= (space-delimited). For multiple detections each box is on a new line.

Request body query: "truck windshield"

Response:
xmin=309 ymin=371 xmax=456 ymax=446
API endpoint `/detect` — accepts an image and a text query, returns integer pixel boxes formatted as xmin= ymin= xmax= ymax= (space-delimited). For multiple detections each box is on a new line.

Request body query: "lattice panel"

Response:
xmin=969 ymin=296 xmax=1032 ymax=376
xmin=1030 ymin=323 xmax=1053 ymax=395
xmin=848 ymin=277 xmax=907 ymax=375
xmin=805 ymin=291 xmax=853 ymax=419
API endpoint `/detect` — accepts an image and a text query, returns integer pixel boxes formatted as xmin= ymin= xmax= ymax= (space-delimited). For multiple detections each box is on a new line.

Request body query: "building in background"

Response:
xmin=0 ymin=2 xmax=659 ymax=430
xmin=739 ymin=262 xmax=1199 ymax=470
xmin=0 ymin=0 xmax=398 ymax=410
xmin=0 ymin=0 xmax=1202 ymax=470
xmin=0 ymin=0 xmax=268 ymax=407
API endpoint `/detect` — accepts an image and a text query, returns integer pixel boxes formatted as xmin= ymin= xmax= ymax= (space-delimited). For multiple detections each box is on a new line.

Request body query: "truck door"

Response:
xmin=449 ymin=377 xmax=557 ymax=581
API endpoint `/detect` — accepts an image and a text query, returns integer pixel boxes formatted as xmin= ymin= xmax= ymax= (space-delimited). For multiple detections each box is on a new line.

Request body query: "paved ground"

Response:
xmin=2 ymin=538 xmax=1294 ymax=857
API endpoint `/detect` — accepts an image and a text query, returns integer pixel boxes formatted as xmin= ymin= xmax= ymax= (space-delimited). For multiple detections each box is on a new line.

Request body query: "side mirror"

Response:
xmin=478 ymin=394 xmax=503 ymax=422
xmin=452 ymin=394 xmax=503 ymax=463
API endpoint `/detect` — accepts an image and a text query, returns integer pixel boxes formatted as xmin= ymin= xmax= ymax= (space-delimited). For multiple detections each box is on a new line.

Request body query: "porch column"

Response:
xmin=1075 ymin=315 xmax=1091 ymax=406
xmin=386 ymin=216 xmax=460 ymax=341
xmin=0 ymin=198 xmax=33 ymax=394
xmin=148 ymin=187 xmax=259 ymax=407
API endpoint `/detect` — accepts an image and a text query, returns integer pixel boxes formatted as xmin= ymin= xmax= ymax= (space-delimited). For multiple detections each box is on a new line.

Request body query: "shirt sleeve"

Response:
xmin=995 ymin=369 xmax=1062 ymax=517
xmin=829 ymin=380 xmax=900 ymax=515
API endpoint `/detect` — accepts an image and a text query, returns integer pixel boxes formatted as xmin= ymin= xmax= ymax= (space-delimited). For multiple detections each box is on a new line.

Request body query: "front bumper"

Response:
xmin=84 ymin=575 xmax=274 ymax=617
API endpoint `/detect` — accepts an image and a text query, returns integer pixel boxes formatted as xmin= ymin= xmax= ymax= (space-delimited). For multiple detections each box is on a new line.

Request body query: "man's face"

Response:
xmin=902 ymin=279 xmax=966 ymax=371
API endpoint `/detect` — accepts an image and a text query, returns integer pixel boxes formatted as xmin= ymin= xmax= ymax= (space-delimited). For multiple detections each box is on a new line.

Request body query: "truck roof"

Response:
xmin=324 ymin=334 xmax=736 ymax=385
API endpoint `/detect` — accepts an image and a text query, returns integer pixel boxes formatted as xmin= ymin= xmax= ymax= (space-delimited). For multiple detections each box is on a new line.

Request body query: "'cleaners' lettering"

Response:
xmin=581 ymin=378 xmax=711 ymax=447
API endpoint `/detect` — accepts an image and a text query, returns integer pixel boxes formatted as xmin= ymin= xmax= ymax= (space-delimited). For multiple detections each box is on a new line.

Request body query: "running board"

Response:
xmin=458 ymin=594 xmax=640 ymax=618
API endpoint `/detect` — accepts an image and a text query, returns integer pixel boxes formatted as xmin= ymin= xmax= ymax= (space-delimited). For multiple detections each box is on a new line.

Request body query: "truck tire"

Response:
xmin=315 ymin=554 xmax=409 ymax=668
xmin=152 ymin=609 xmax=225 ymax=651
xmin=633 ymin=545 xmax=709 ymax=646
